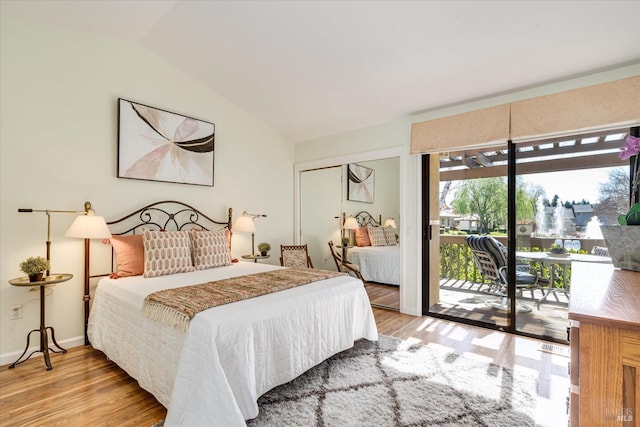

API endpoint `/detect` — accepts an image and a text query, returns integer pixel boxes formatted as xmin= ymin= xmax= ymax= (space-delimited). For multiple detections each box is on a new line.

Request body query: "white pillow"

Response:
xmin=143 ymin=230 xmax=195 ymax=278
xmin=189 ymin=229 xmax=232 ymax=270
xmin=367 ymin=225 xmax=387 ymax=247
xmin=383 ymin=226 xmax=397 ymax=245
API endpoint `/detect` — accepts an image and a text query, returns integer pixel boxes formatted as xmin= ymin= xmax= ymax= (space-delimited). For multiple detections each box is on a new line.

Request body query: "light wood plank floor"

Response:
xmin=0 ymin=308 xmax=569 ymax=427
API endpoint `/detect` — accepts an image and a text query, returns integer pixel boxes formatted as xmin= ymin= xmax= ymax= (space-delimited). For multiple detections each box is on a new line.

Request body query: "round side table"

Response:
xmin=241 ymin=254 xmax=270 ymax=263
xmin=8 ymin=273 xmax=73 ymax=370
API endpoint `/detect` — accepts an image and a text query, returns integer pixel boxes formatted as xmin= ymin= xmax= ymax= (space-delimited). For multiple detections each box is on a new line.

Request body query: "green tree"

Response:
xmin=516 ymin=178 xmax=543 ymax=224
xmin=452 ymin=177 xmax=507 ymax=233
xmin=451 ymin=177 xmax=543 ymax=233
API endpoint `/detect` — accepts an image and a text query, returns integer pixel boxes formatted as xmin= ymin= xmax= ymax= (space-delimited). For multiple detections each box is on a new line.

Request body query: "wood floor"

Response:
xmin=0 ymin=307 xmax=569 ymax=427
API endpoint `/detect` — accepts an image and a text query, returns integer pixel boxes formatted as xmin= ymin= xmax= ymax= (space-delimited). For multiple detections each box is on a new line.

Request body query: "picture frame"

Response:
xmin=117 ymin=98 xmax=215 ymax=186
xmin=347 ymin=163 xmax=374 ymax=203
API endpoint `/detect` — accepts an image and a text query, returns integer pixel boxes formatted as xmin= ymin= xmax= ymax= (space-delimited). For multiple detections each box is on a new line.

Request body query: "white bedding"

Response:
xmin=88 ymin=262 xmax=378 ymax=426
xmin=347 ymin=245 xmax=400 ymax=286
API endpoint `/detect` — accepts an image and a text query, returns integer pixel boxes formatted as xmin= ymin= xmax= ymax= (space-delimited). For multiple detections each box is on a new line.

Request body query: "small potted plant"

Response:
xmin=257 ymin=242 xmax=271 ymax=256
xmin=549 ymin=244 xmax=566 ymax=255
xmin=20 ymin=256 xmax=50 ymax=282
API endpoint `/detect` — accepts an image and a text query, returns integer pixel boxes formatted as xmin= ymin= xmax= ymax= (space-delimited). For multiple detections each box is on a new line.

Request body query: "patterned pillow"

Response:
xmin=107 ymin=234 xmax=144 ymax=278
xmin=367 ymin=225 xmax=387 ymax=247
xmin=355 ymin=226 xmax=371 ymax=247
xmin=383 ymin=226 xmax=397 ymax=245
xmin=189 ymin=228 xmax=232 ymax=270
xmin=143 ymin=230 xmax=195 ymax=278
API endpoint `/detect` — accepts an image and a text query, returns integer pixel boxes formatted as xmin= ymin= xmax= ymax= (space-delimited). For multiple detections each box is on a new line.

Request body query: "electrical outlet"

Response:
xmin=10 ymin=304 xmax=23 ymax=320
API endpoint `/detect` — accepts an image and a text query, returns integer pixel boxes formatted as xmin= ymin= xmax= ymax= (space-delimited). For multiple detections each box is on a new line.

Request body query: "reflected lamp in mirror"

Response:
xmin=343 ymin=216 xmax=359 ymax=231
xmin=342 ymin=216 xmax=359 ymax=245
xmin=384 ymin=218 xmax=397 ymax=229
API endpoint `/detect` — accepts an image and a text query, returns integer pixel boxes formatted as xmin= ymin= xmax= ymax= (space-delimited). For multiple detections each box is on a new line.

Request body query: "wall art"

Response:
xmin=118 ymin=98 xmax=215 ymax=186
xmin=347 ymin=163 xmax=374 ymax=203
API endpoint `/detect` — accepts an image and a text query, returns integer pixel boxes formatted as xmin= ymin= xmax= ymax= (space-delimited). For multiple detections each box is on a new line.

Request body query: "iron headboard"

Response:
xmin=352 ymin=211 xmax=382 ymax=228
xmin=106 ymin=200 xmax=232 ymax=235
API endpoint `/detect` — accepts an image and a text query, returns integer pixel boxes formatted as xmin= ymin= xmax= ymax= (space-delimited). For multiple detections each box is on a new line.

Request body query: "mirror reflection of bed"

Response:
xmin=299 ymin=156 xmax=400 ymax=312
xmin=346 ymin=211 xmax=400 ymax=311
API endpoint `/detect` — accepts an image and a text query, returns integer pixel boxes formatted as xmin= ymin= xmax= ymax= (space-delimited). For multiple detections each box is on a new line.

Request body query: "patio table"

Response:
xmin=515 ymin=251 xmax=611 ymax=308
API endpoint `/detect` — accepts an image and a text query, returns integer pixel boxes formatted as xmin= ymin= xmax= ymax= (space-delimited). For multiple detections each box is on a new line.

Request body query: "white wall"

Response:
xmin=0 ymin=16 xmax=294 ymax=362
xmin=295 ymin=63 xmax=640 ymax=317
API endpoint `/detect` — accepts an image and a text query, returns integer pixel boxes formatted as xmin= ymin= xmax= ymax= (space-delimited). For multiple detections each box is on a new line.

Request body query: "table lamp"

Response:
xmin=233 ymin=211 xmax=266 ymax=255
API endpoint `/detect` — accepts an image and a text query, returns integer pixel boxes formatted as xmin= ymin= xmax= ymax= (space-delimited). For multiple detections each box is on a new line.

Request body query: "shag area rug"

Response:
xmin=246 ymin=335 xmax=537 ymax=427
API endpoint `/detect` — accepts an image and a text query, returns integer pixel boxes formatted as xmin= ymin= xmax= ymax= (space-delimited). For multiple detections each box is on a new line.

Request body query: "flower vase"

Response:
xmin=600 ymin=225 xmax=640 ymax=272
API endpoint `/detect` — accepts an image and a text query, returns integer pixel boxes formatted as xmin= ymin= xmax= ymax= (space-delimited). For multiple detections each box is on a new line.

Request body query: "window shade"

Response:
xmin=410 ymin=104 xmax=510 ymax=154
xmin=510 ymin=76 xmax=640 ymax=142
xmin=410 ymin=76 xmax=640 ymax=153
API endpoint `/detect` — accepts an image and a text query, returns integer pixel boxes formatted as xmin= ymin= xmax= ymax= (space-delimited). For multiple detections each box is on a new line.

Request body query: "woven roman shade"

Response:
xmin=410 ymin=104 xmax=510 ymax=154
xmin=410 ymin=76 xmax=640 ymax=153
xmin=510 ymin=76 xmax=640 ymax=142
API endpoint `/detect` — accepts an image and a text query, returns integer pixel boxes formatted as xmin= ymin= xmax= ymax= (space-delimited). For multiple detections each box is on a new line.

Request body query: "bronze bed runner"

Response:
xmin=142 ymin=268 xmax=346 ymax=332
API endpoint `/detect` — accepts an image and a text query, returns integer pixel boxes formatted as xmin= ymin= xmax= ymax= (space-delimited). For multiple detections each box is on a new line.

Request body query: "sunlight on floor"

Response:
xmin=470 ymin=331 xmax=505 ymax=350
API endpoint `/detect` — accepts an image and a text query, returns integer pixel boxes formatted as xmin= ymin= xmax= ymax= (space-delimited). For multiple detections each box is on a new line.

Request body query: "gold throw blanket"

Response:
xmin=142 ymin=268 xmax=346 ymax=332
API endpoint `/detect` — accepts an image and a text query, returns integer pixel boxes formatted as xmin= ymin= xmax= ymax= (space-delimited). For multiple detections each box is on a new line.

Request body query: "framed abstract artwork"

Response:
xmin=117 ymin=98 xmax=215 ymax=186
xmin=347 ymin=163 xmax=374 ymax=203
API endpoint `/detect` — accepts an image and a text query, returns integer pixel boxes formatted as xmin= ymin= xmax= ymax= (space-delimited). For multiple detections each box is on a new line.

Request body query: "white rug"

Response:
xmin=247 ymin=335 xmax=537 ymax=426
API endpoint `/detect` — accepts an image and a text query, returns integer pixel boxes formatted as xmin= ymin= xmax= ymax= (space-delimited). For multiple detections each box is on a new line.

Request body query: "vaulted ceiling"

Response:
xmin=4 ymin=1 xmax=640 ymax=142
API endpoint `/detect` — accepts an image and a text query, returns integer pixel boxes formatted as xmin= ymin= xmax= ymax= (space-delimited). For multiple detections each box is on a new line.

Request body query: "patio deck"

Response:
xmin=365 ymin=278 xmax=570 ymax=342
xmin=435 ymin=278 xmax=569 ymax=341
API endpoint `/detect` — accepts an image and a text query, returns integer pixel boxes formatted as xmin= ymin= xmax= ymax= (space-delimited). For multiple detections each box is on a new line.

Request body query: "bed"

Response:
xmin=346 ymin=211 xmax=400 ymax=286
xmin=87 ymin=201 xmax=378 ymax=426
xmin=348 ymin=245 xmax=400 ymax=286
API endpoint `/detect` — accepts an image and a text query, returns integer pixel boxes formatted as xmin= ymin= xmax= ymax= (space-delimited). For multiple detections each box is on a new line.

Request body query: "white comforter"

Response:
xmin=347 ymin=245 xmax=400 ymax=286
xmin=88 ymin=262 xmax=378 ymax=426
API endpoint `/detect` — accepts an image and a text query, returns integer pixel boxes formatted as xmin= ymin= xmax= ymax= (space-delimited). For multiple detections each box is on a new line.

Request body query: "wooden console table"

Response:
xmin=568 ymin=262 xmax=640 ymax=426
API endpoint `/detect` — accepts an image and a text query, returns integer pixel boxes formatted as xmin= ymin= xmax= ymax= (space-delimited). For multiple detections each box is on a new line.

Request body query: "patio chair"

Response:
xmin=280 ymin=244 xmax=314 ymax=268
xmin=328 ymin=241 xmax=364 ymax=282
xmin=466 ymin=235 xmax=540 ymax=312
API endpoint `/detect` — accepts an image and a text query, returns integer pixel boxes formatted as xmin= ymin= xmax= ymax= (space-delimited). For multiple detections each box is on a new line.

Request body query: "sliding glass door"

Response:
xmin=513 ymin=129 xmax=630 ymax=341
xmin=424 ymin=128 xmax=633 ymax=342
xmin=425 ymin=143 xmax=511 ymax=330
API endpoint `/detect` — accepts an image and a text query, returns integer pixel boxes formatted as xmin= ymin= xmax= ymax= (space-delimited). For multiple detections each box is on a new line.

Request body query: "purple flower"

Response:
xmin=620 ymin=135 xmax=640 ymax=160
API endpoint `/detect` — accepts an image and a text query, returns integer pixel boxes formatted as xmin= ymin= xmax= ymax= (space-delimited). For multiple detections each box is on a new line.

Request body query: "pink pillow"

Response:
xmin=355 ymin=226 xmax=371 ymax=247
xmin=108 ymin=235 xmax=144 ymax=278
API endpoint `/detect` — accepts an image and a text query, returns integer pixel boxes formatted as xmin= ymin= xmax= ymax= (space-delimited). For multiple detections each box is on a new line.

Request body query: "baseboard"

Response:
xmin=0 ymin=335 xmax=85 ymax=368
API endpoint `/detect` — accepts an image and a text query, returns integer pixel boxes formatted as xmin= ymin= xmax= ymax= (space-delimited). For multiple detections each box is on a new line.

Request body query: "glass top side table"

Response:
xmin=8 ymin=273 xmax=73 ymax=370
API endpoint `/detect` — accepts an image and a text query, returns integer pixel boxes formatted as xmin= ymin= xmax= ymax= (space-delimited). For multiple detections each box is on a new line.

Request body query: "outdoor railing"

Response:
xmin=439 ymin=234 xmax=607 ymax=288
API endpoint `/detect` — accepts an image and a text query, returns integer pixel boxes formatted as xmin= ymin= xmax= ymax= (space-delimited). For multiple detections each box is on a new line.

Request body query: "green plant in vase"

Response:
xmin=19 ymin=256 xmax=50 ymax=282
xmin=257 ymin=242 xmax=271 ymax=256
xmin=549 ymin=244 xmax=566 ymax=255
xmin=618 ymin=135 xmax=640 ymax=225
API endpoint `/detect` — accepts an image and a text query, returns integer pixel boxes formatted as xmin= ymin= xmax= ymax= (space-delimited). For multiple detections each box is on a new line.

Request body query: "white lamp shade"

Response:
xmin=343 ymin=216 xmax=359 ymax=230
xmin=65 ymin=214 xmax=112 ymax=239
xmin=233 ymin=215 xmax=256 ymax=233
xmin=384 ymin=218 xmax=397 ymax=229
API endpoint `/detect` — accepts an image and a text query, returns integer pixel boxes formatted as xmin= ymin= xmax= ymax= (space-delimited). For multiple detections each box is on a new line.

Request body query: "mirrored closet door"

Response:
xmin=299 ymin=157 xmax=400 ymax=311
